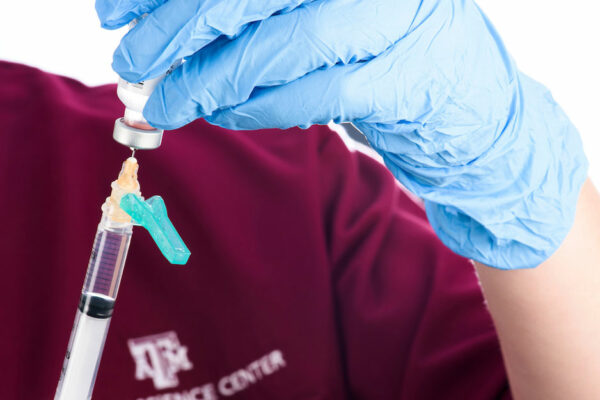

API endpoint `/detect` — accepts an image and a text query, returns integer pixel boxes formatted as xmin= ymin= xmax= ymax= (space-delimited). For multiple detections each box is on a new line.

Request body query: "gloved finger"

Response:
xmin=145 ymin=52 xmax=384 ymax=130
xmin=96 ymin=0 xmax=168 ymax=30
xmin=204 ymin=64 xmax=371 ymax=130
xmin=141 ymin=0 xmax=418 ymax=123
xmin=113 ymin=0 xmax=315 ymax=82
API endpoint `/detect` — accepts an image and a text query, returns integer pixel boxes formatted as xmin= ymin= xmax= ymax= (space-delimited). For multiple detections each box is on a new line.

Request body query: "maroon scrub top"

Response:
xmin=0 ymin=61 xmax=510 ymax=399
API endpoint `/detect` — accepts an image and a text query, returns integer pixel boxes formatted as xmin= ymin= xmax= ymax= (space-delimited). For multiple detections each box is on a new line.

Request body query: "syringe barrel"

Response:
xmin=80 ymin=215 xmax=133 ymax=314
xmin=55 ymin=216 xmax=133 ymax=400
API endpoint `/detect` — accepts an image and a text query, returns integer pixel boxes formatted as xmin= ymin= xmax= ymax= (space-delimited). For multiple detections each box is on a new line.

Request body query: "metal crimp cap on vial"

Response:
xmin=113 ymin=118 xmax=163 ymax=150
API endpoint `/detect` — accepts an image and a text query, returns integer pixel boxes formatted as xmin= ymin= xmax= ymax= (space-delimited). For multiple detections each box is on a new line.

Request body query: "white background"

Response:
xmin=1 ymin=0 xmax=599 ymax=183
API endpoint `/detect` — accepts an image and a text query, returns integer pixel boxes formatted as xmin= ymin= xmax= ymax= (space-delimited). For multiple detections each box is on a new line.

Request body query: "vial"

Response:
xmin=112 ymin=16 xmax=181 ymax=150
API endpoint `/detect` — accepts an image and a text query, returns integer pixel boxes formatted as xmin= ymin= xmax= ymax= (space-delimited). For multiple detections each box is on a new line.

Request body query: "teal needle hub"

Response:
xmin=120 ymin=193 xmax=191 ymax=265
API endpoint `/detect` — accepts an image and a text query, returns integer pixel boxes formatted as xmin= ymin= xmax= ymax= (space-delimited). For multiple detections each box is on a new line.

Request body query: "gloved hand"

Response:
xmin=96 ymin=0 xmax=588 ymax=269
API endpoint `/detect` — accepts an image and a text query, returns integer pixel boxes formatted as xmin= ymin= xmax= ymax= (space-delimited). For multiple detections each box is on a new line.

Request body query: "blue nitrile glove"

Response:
xmin=96 ymin=0 xmax=588 ymax=269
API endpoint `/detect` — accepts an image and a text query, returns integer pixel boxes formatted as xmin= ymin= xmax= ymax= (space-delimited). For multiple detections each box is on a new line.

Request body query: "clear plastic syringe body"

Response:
xmin=55 ymin=158 xmax=139 ymax=400
xmin=54 ymin=215 xmax=132 ymax=400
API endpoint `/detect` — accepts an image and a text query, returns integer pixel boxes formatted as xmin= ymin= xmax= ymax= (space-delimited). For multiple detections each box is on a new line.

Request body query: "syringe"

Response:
xmin=55 ymin=15 xmax=189 ymax=398
xmin=55 ymin=158 xmax=140 ymax=400
xmin=54 ymin=155 xmax=190 ymax=399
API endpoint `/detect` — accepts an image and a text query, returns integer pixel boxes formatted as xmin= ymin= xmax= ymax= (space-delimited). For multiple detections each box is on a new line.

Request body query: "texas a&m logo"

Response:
xmin=128 ymin=331 xmax=193 ymax=390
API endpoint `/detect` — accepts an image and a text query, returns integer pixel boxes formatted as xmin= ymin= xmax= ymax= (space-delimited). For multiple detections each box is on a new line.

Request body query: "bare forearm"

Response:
xmin=476 ymin=179 xmax=600 ymax=399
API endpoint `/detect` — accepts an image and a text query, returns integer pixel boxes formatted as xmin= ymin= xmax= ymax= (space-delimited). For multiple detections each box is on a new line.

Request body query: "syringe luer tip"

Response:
xmin=116 ymin=157 xmax=139 ymax=191
xmin=102 ymin=157 xmax=142 ymax=223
